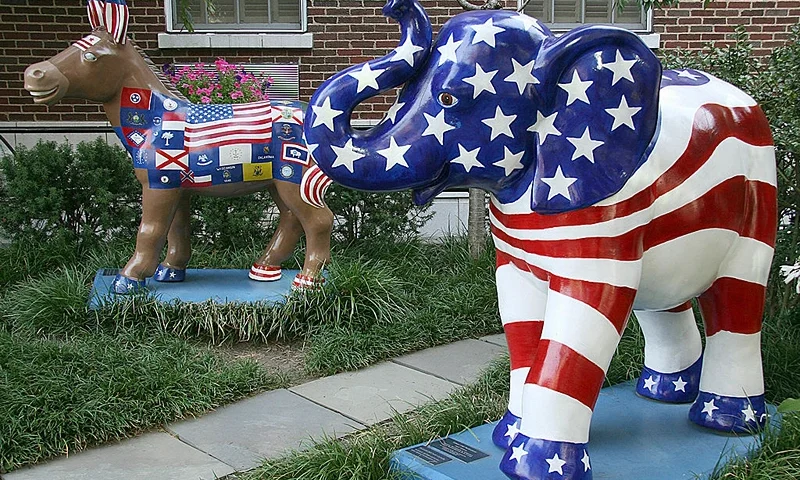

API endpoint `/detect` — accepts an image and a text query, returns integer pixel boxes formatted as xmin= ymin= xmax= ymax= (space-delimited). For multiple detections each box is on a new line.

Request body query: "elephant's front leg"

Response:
xmin=154 ymin=192 xmax=191 ymax=283
xmin=500 ymin=276 xmax=637 ymax=480
xmin=115 ymin=185 xmax=182 ymax=293
xmin=250 ymin=183 xmax=304 ymax=282
xmin=492 ymin=260 xmax=546 ymax=449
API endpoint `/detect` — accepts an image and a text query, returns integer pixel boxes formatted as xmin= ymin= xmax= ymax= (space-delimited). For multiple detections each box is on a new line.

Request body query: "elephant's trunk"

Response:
xmin=304 ymin=0 xmax=437 ymax=193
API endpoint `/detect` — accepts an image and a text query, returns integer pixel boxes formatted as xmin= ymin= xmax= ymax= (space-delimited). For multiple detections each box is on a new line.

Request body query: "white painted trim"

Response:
xmin=158 ymin=32 xmax=313 ymax=49
xmin=164 ymin=0 xmax=307 ymax=33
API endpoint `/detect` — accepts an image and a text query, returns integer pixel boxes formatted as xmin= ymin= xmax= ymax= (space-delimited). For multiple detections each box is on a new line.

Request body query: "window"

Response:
xmin=520 ymin=0 xmax=648 ymax=31
xmin=167 ymin=0 xmax=305 ymax=32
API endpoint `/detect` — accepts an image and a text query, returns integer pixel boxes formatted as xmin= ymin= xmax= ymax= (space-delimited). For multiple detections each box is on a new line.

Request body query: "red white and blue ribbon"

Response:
xmin=301 ymin=164 xmax=333 ymax=208
xmin=86 ymin=0 xmax=105 ymax=30
xmin=104 ymin=0 xmax=129 ymax=44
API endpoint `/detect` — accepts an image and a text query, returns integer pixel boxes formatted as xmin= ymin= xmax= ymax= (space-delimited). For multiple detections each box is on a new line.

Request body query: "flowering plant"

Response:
xmin=780 ymin=261 xmax=800 ymax=294
xmin=163 ymin=58 xmax=273 ymax=104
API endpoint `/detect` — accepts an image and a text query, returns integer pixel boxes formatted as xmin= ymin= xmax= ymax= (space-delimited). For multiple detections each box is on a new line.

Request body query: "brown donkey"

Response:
xmin=23 ymin=0 xmax=334 ymax=293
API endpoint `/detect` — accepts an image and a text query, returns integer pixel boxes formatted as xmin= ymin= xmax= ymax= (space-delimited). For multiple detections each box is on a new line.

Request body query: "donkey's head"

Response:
xmin=24 ymin=0 xmax=131 ymax=105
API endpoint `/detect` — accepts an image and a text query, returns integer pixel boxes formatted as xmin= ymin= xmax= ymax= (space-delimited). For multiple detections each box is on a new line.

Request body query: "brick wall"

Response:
xmin=1 ymin=0 xmax=798 ymax=124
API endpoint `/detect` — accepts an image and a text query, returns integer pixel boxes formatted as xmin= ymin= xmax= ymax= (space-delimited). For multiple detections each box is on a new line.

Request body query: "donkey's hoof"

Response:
xmin=291 ymin=273 xmax=325 ymax=290
xmin=153 ymin=264 xmax=186 ymax=282
xmin=111 ymin=274 xmax=147 ymax=294
xmin=492 ymin=410 xmax=522 ymax=449
xmin=636 ymin=356 xmax=701 ymax=403
xmin=249 ymin=264 xmax=281 ymax=282
xmin=500 ymin=434 xmax=592 ymax=480
xmin=689 ymin=391 xmax=767 ymax=434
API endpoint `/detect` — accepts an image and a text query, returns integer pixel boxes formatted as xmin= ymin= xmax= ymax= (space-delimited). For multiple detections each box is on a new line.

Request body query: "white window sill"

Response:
xmin=638 ymin=33 xmax=661 ymax=49
xmin=158 ymin=32 xmax=313 ymax=49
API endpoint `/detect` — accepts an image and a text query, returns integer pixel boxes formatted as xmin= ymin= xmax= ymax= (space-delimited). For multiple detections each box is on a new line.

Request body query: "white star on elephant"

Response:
xmin=602 ymin=50 xmax=637 ymax=85
xmin=348 ymin=63 xmax=386 ymax=93
xmin=383 ymin=101 xmax=406 ymax=124
xmin=542 ymin=166 xmax=577 ymax=200
xmin=451 ymin=144 xmax=483 ymax=172
xmin=605 ymin=95 xmax=641 ymax=131
xmin=505 ymin=421 xmax=521 ymax=439
xmin=528 ymin=111 xmax=560 ymax=145
xmin=514 ymin=12 xmax=543 ymax=32
xmin=311 ymin=97 xmax=343 ymax=132
xmin=742 ymin=405 xmax=757 ymax=423
xmin=504 ymin=58 xmax=538 ymax=95
xmin=331 ymin=138 xmax=366 ymax=173
xmin=470 ymin=18 xmax=505 ymax=48
xmin=509 ymin=444 xmax=528 ymax=462
xmin=582 ymin=450 xmax=591 ymax=472
xmin=422 ymin=110 xmax=456 ymax=145
xmin=677 ymin=69 xmax=701 ymax=80
xmin=546 ymin=453 xmax=567 ymax=475
xmin=482 ymin=106 xmax=516 ymax=140
xmin=377 ymin=137 xmax=411 ymax=171
xmin=437 ymin=34 xmax=463 ymax=65
xmin=494 ymin=146 xmax=524 ymax=176
xmin=568 ymin=126 xmax=604 ymax=163
xmin=390 ymin=36 xmax=424 ymax=67
xmin=463 ymin=63 xmax=497 ymax=99
xmin=673 ymin=377 xmax=688 ymax=392
xmin=701 ymin=399 xmax=719 ymax=419
xmin=642 ymin=375 xmax=658 ymax=392
xmin=558 ymin=70 xmax=592 ymax=106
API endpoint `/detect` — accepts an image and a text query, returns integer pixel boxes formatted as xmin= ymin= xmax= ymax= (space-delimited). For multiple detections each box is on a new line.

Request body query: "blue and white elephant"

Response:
xmin=303 ymin=0 xmax=778 ymax=478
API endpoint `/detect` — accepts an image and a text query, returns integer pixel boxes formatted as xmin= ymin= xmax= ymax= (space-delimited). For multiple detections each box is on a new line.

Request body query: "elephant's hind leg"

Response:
xmin=689 ymin=267 xmax=769 ymax=433
xmin=634 ymin=302 xmax=702 ymax=403
xmin=155 ymin=192 xmax=191 ymax=282
xmin=251 ymin=184 xmax=305 ymax=281
xmin=492 ymin=261 xmax=546 ymax=449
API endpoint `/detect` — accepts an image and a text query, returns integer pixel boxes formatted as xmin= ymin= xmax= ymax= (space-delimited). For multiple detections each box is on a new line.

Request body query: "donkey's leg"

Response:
xmin=492 ymin=260 xmax=546 ymax=449
xmin=154 ymin=192 xmax=191 ymax=282
xmin=116 ymin=186 xmax=181 ymax=292
xmin=634 ymin=302 xmax=703 ymax=403
xmin=249 ymin=184 xmax=305 ymax=282
xmin=272 ymin=179 xmax=333 ymax=289
xmin=689 ymin=238 xmax=772 ymax=433
xmin=500 ymin=275 xmax=636 ymax=480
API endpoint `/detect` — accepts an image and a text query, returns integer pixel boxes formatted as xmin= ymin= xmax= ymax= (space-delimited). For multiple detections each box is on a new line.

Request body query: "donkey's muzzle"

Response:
xmin=24 ymin=61 xmax=69 ymax=105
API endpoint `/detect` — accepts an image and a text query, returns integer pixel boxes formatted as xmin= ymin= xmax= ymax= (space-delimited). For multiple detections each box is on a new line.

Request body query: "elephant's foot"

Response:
xmin=689 ymin=392 xmax=767 ymax=434
xmin=492 ymin=410 xmax=522 ymax=449
xmin=500 ymin=435 xmax=592 ymax=480
xmin=636 ymin=356 xmax=701 ymax=404
xmin=153 ymin=264 xmax=186 ymax=282
xmin=249 ymin=264 xmax=282 ymax=282
xmin=111 ymin=274 xmax=147 ymax=294
xmin=291 ymin=273 xmax=325 ymax=290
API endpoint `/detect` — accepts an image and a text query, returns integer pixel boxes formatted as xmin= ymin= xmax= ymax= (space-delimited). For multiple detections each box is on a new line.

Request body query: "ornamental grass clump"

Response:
xmin=164 ymin=58 xmax=273 ymax=104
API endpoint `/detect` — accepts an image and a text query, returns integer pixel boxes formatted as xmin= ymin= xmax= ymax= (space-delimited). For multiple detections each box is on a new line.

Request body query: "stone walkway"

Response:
xmin=2 ymin=335 xmax=508 ymax=480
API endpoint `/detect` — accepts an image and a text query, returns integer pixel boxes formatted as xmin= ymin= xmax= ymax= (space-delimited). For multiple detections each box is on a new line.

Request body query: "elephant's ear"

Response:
xmin=529 ymin=26 xmax=661 ymax=213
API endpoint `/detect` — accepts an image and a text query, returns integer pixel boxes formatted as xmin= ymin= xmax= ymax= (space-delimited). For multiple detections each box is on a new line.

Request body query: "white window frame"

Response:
xmin=517 ymin=0 xmax=653 ymax=33
xmin=164 ymin=0 xmax=308 ymax=33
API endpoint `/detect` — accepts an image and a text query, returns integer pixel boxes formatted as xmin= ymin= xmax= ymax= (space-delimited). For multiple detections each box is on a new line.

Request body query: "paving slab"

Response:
xmin=290 ymin=362 xmax=458 ymax=425
xmin=392 ymin=339 xmax=507 ymax=385
xmin=1 ymin=431 xmax=233 ymax=480
xmin=166 ymin=389 xmax=363 ymax=471
xmin=479 ymin=333 xmax=507 ymax=348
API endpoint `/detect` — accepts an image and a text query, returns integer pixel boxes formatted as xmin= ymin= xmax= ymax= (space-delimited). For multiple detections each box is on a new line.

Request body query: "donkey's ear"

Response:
xmin=103 ymin=0 xmax=130 ymax=44
xmin=87 ymin=0 xmax=106 ymax=30
xmin=529 ymin=26 xmax=661 ymax=213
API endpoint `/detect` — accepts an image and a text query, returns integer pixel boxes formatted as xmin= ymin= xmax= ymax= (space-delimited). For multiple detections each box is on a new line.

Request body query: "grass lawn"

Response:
xmin=0 ymin=236 xmax=501 ymax=473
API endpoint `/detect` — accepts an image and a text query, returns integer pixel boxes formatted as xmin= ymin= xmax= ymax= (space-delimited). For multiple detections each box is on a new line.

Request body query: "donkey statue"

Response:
xmin=23 ymin=0 xmax=334 ymax=293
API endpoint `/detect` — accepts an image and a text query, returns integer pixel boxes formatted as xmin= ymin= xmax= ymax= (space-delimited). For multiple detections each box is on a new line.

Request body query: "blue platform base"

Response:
xmin=391 ymin=381 xmax=780 ymax=480
xmin=89 ymin=268 xmax=302 ymax=308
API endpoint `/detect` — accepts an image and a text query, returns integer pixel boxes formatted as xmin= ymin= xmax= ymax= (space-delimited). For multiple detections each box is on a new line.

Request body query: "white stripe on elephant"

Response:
xmin=635 ymin=308 xmax=703 ymax=374
xmin=718 ymin=237 xmax=774 ymax=286
xmin=520 ymin=383 xmax=593 ymax=444
xmin=700 ymin=331 xmax=765 ymax=398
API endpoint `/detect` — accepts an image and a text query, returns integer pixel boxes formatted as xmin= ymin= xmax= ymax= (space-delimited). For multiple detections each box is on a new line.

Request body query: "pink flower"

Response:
xmin=230 ymin=91 xmax=243 ymax=100
xmin=200 ymin=95 xmax=211 ymax=104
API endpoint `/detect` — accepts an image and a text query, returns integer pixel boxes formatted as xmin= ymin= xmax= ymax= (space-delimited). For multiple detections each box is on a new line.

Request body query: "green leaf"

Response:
xmin=777 ymin=398 xmax=800 ymax=414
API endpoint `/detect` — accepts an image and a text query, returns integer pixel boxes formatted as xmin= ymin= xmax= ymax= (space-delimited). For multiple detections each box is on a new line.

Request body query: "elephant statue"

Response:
xmin=24 ymin=0 xmax=334 ymax=293
xmin=303 ymin=0 xmax=777 ymax=478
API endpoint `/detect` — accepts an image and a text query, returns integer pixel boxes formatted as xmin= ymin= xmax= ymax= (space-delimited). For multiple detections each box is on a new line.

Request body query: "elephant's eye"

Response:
xmin=437 ymin=92 xmax=458 ymax=108
xmin=83 ymin=52 xmax=98 ymax=62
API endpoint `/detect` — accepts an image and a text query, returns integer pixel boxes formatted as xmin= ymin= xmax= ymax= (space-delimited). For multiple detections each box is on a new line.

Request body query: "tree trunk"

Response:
xmin=468 ymin=188 xmax=487 ymax=259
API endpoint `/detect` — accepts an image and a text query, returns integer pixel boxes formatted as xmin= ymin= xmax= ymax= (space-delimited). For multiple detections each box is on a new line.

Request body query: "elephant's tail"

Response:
xmin=301 ymin=164 xmax=333 ymax=208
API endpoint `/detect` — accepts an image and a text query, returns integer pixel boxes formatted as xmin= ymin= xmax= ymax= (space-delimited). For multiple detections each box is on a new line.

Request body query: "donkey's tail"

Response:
xmin=301 ymin=164 xmax=333 ymax=208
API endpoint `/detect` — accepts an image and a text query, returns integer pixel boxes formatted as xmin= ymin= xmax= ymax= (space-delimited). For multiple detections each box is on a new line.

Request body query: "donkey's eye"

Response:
xmin=83 ymin=52 xmax=98 ymax=62
xmin=437 ymin=92 xmax=458 ymax=108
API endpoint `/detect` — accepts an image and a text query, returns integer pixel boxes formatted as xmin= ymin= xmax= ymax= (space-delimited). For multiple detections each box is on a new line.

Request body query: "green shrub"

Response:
xmin=190 ymin=193 xmax=278 ymax=250
xmin=0 ymin=139 xmax=140 ymax=247
xmin=661 ymin=25 xmax=800 ymax=314
xmin=324 ymin=185 xmax=433 ymax=244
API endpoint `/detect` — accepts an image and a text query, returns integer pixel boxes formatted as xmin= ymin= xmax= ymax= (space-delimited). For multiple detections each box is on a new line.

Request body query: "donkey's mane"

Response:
xmin=130 ymin=40 xmax=189 ymax=102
